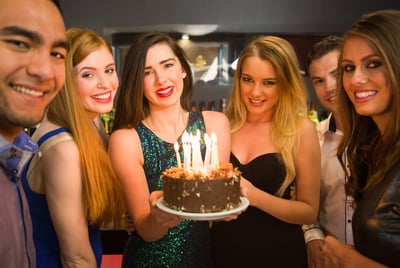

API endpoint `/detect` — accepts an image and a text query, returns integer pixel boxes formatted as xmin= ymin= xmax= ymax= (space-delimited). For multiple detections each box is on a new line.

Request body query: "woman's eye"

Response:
xmin=342 ymin=64 xmax=354 ymax=72
xmin=144 ymin=70 xmax=153 ymax=76
xmin=106 ymin=68 xmax=115 ymax=74
xmin=367 ymin=61 xmax=382 ymax=69
xmin=263 ymin=80 xmax=276 ymax=86
xmin=242 ymin=76 xmax=252 ymax=83
xmin=82 ymin=73 xmax=94 ymax=78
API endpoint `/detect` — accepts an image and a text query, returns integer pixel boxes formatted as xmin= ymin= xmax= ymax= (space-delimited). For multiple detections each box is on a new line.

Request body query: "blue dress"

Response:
xmin=211 ymin=153 xmax=308 ymax=267
xmin=21 ymin=128 xmax=102 ymax=268
xmin=122 ymin=112 xmax=213 ymax=268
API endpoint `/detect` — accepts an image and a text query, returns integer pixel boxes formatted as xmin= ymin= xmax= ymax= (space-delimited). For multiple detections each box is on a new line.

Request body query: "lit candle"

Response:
xmin=192 ymin=130 xmax=203 ymax=173
xmin=210 ymin=132 xmax=219 ymax=168
xmin=182 ymin=131 xmax=191 ymax=171
xmin=174 ymin=141 xmax=181 ymax=168
xmin=203 ymin=133 xmax=211 ymax=173
xmin=191 ymin=130 xmax=202 ymax=173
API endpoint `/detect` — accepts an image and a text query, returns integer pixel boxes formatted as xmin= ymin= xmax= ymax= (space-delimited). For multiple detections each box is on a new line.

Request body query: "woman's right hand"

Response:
xmin=149 ymin=191 xmax=183 ymax=229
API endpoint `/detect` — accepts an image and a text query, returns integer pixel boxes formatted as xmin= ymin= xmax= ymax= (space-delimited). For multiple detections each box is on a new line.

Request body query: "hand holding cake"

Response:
xmin=161 ymin=130 xmax=244 ymax=214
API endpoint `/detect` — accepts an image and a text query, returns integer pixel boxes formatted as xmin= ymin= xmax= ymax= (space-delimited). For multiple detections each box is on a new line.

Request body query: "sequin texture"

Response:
xmin=122 ymin=112 xmax=213 ymax=268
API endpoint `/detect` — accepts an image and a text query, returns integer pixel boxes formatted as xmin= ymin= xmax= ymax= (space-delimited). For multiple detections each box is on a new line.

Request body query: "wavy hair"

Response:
xmin=47 ymin=28 xmax=125 ymax=224
xmin=337 ymin=9 xmax=400 ymax=203
xmin=226 ymin=35 xmax=308 ymax=196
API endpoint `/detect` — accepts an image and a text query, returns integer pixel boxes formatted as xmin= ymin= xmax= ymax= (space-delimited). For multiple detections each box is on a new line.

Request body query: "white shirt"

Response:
xmin=303 ymin=114 xmax=354 ymax=245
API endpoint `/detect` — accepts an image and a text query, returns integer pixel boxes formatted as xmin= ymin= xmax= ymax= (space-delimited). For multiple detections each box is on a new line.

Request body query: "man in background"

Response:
xmin=0 ymin=0 xmax=67 ymax=266
xmin=302 ymin=36 xmax=354 ymax=268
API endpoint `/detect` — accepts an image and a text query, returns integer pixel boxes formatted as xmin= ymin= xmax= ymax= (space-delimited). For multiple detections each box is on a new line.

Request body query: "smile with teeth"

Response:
xmin=157 ymin=87 xmax=173 ymax=95
xmin=249 ymin=98 xmax=265 ymax=104
xmin=92 ymin=92 xmax=111 ymax=100
xmin=13 ymin=84 xmax=44 ymax=97
xmin=326 ymin=95 xmax=337 ymax=102
xmin=355 ymin=90 xmax=377 ymax=98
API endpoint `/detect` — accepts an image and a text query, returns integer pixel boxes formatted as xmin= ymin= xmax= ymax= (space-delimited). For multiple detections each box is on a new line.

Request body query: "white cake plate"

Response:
xmin=156 ymin=197 xmax=249 ymax=221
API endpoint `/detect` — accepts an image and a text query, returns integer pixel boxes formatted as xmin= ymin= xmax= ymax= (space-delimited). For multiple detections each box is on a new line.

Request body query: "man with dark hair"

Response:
xmin=0 ymin=0 xmax=67 ymax=266
xmin=302 ymin=36 xmax=354 ymax=268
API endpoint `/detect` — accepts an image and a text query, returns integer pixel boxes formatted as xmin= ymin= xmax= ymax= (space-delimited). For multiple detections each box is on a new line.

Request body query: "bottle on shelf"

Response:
xmin=198 ymin=101 xmax=206 ymax=111
xmin=307 ymin=100 xmax=319 ymax=125
xmin=100 ymin=108 xmax=115 ymax=134
xmin=220 ymin=98 xmax=226 ymax=113
xmin=208 ymin=101 xmax=216 ymax=111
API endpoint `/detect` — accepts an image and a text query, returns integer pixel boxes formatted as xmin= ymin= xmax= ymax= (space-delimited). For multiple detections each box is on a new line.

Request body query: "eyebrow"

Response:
xmin=329 ymin=68 xmax=338 ymax=75
xmin=310 ymin=68 xmax=338 ymax=80
xmin=342 ymin=53 xmax=380 ymax=63
xmin=0 ymin=26 xmax=68 ymax=50
xmin=75 ymin=63 xmax=116 ymax=74
xmin=145 ymin=57 xmax=176 ymax=70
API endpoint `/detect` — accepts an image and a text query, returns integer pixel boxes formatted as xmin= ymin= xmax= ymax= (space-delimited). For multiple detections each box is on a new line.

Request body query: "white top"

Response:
xmin=303 ymin=114 xmax=354 ymax=245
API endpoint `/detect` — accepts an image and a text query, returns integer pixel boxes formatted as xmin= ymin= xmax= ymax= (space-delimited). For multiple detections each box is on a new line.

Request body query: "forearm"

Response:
xmin=250 ymin=187 xmax=317 ymax=224
xmin=134 ymin=215 xmax=169 ymax=242
xmin=61 ymin=252 xmax=97 ymax=268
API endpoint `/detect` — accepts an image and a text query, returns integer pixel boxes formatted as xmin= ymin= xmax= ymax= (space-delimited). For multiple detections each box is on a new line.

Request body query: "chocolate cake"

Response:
xmin=161 ymin=163 xmax=241 ymax=213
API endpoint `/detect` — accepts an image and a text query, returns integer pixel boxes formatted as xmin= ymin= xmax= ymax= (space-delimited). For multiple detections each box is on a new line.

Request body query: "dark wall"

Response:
xmin=59 ymin=0 xmax=400 ymax=38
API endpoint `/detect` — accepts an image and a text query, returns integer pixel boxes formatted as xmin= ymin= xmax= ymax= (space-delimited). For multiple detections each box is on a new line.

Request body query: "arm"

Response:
xmin=323 ymin=236 xmax=388 ymax=268
xmin=303 ymin=224 xmax=326 ymax=268
xmin=108 ymin=129 xmax=182 ymax=242
xmin=241 ymin=118 xmax=321 ymax=225
xmin=41 ymin=139 xmax=97 ymax=268
xmin=202 ymin=111 xmax=231 ymax=163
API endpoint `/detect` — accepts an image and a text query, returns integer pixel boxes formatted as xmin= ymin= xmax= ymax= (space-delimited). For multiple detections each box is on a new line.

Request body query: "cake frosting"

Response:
xmin=161 ymin=163 xmax=241 ymax=213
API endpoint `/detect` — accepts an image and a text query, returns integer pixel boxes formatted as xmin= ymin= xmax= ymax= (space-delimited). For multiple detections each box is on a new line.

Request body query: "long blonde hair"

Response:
xmin=47 ymin=28 xmax=125 ymax=224
xmin=226 ymin=36 xmax=308 ymax=196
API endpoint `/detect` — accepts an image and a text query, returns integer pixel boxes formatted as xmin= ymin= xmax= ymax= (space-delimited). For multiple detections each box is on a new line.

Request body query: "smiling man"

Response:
xmin=0 ymin=0 xmax=67 ymax=267
xmin=302 ymin=36 xmax=355 ymax=268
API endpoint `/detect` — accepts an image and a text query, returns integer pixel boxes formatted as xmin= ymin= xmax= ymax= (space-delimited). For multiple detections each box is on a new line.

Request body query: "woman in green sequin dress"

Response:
xmin=109 ymin=32 xmax=232 ymax=267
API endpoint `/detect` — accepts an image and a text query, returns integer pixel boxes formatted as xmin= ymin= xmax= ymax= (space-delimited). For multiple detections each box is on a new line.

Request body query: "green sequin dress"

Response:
xmin=122 ymin=112 xmax=213 ymax=268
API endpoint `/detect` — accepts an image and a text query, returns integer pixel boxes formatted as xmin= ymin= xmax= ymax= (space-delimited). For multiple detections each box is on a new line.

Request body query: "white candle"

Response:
xmin=210 ymin=132 xmax=219 ymax=168
xmin=203 ymin=133 xmax=211 ymax=173
xmin=174 ymin=141 xmax=181 ymax=168
xmin=182 ymin=131 xmax=191 ymax=171
xmin=192 ymin=130 xmax=202 ymax=173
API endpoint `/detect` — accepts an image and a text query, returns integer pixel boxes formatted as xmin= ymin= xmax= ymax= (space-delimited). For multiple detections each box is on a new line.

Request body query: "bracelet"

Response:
xmin=303 ymin=228 xmax=325 ymax=244
xmin=301 ymin=223 xmax=320 ymax=232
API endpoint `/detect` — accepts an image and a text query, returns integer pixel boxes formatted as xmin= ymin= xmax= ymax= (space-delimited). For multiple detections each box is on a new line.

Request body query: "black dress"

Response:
xmin=352 ymin=161 xmax=400 ymax=267
xmin=211 ymin=153 xmax=307 ymax=268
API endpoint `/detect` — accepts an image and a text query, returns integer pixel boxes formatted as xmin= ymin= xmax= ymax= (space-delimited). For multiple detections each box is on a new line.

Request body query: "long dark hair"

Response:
xmin=112 ymin=32 xmax=193 ymax=131
xmin=337 ymin=9 xmax=400 ymax=203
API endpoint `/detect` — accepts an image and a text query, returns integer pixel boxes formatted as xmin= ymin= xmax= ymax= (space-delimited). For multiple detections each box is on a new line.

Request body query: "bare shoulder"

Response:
xmin=299 ymin=116 xmax=318 ymax=134
xmin=201 ymin=111 xmax=229 ymax=127
xmin=108 ymin=128 xmax=143 ymax=163
xmin=38 ymin=133 xmax=81 ymax=191
xmin=109 ymin=128 xmax=140 ymax=147
xmin=40 ymin=133 xmax=79 ymax=162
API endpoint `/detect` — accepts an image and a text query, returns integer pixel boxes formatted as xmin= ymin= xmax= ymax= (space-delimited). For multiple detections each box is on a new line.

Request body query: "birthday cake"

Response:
xmin=161 ymin=163 xmax=241 ymax=213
